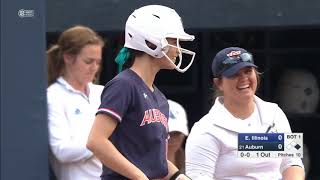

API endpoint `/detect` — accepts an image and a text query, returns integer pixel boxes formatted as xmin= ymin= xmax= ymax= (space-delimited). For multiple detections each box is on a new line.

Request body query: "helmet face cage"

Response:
xmin=161 ymin=38 xmax=196 ymax=73
xmin=124 ymin=5 xmax=196 ymax=73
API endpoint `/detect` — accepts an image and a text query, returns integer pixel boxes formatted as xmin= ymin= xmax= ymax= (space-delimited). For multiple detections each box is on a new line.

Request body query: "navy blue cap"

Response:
xmin=212 ymin=47 xmax=257 ymax=77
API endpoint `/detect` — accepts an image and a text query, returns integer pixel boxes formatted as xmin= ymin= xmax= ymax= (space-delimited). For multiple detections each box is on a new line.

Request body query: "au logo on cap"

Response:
xmin=227 ymin=50 xmax=241 ymax=57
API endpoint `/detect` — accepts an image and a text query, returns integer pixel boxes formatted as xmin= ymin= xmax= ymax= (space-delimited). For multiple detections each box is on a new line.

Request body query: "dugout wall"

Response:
xmin=1 ymin=0 xmax=48 ymax=180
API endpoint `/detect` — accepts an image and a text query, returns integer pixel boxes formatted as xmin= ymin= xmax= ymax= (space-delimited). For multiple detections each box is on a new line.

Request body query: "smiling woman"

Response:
xmin=185 ymin=47 xmax=305 ymax=180
xmin=46 ymin=25 xmax=105 ymax=180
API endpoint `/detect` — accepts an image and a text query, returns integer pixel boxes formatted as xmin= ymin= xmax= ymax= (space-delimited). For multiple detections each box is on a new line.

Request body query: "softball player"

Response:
xmin=87 ymin=5 xmax=195 ymax=180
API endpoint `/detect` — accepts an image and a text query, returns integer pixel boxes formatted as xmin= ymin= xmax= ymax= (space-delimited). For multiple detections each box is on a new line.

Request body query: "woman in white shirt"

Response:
xmin=185 ymin=47 xmax=305 ymax=180
xmin=47 ymin=25 xmax=104 ymax=180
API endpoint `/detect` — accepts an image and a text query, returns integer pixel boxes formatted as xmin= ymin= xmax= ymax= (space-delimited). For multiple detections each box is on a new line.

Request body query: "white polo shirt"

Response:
xmin=47 ymin=77 xmax=104 ymax=180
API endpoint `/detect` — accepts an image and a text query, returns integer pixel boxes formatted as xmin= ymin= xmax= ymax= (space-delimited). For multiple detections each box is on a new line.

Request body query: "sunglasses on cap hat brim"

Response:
xmin=217 ymin=52 xmax=257 ymax=77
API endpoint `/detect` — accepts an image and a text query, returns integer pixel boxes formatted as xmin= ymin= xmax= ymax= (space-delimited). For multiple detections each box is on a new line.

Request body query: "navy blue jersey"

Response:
xmin=97 ymin=69 xmax=169 ymax=180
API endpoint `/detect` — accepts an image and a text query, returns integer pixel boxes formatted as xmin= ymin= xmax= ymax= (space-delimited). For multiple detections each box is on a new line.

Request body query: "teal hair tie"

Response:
xmin=115 ymin=47 xmax=130 ymax=73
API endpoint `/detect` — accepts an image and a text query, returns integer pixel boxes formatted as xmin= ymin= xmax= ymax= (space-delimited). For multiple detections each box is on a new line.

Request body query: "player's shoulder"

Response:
xmin=46 ymin=82 xmax=68 ymax=104
xmin=111 ymin=69 xmax=137 ymax=84
xmin=190 ymin=112 xmax=217 ymax=135
xmin=254 ymin=95 xmax=280 ymax=110
xmin=47 ymin=81 xmax=64 ymax=95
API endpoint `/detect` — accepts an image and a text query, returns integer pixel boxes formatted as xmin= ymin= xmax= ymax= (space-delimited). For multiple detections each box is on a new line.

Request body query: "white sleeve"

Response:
xmin=274 ymin=107 xmax=305 ymax=173
xmin=47 ymin=94 xmax=93 ymax=163
xmin=185 ymin=129 xmax=220 ymax=180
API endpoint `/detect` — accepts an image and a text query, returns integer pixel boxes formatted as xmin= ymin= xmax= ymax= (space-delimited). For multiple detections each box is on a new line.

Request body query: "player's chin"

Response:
xmin=169 ymin=61 xmax=177 ymax=68
xmin=85 ymin=75 xmax=96 ymax=83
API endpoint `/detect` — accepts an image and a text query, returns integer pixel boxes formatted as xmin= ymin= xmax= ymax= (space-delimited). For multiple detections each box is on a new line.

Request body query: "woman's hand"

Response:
xmin=282 ymin=166 xmax=304 ymax=180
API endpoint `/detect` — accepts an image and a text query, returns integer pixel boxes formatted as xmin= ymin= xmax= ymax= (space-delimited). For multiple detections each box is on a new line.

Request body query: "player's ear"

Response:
xmin=213 ymin=78 xmax=223 ymax=91
xmin=63 ymin=53 xmax=75 ymax=64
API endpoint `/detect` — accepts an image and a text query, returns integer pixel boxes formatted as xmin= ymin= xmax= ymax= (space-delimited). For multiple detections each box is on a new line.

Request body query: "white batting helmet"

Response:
xmin=124 ymin=5 xmax=196 ymax=73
